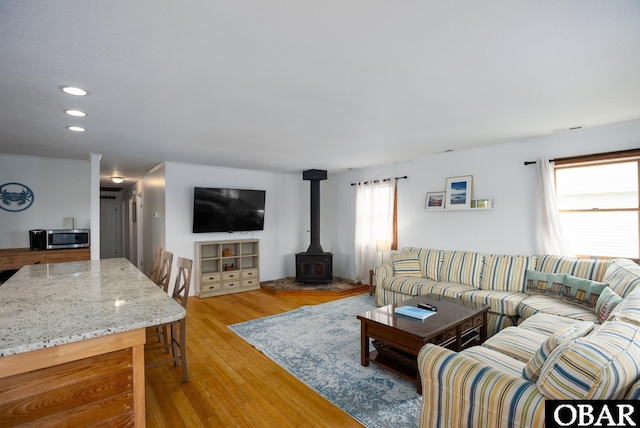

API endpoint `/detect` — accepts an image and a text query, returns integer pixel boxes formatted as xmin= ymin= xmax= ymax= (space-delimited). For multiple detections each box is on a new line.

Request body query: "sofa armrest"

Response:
xmin=373 ymin=263 xmax=394 ymax=286
xmin=418 ymin=344 xmax=546 ymax=428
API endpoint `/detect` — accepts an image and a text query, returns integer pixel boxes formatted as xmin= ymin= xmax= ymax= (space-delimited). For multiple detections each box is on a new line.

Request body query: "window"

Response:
xmin=555 ymin=158 xmax=640 ymax=259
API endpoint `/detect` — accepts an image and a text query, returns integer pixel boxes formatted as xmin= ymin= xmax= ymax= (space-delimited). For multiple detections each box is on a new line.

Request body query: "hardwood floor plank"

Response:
xmin=145 ymin=289 xmax=365 ymax=427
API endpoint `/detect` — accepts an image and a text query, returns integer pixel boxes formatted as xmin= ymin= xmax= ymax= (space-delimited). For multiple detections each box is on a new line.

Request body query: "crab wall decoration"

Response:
xmin=0 ymin=182 xmax=35 ymax=212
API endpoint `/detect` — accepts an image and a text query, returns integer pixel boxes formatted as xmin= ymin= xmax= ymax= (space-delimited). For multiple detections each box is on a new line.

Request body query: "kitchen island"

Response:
xmin=0 ymin=258 xmax=185 ymax=426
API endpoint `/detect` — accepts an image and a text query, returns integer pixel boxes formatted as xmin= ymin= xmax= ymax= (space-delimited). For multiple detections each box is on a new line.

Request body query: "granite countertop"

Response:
xmin=0 ymin=258 xmax=185 ymax=357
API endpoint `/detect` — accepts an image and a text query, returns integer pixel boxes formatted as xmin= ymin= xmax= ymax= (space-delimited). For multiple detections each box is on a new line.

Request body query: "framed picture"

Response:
xmin=425 ymin=191 xmax=445 ymax=210
xmin=445 ymin=175 xmax=473 ymax=210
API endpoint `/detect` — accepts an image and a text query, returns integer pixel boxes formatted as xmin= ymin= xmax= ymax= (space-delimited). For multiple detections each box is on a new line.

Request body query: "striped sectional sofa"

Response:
xmin=375 ymin=248 xmax=618 ymax=337
xmin=373 ymin=248 xmax=640 ymax=427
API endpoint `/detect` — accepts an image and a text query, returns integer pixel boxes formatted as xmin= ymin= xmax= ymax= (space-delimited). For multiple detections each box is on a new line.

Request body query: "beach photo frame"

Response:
xmin=425 ymin=191 xmax=445 ymax=210
xmin=445 ymin=175 xmax=472 ymax=210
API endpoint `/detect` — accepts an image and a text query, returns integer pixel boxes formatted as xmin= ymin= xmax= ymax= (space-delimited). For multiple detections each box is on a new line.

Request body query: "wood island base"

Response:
xmin=0 ymin=329 xmax=146 ymax=427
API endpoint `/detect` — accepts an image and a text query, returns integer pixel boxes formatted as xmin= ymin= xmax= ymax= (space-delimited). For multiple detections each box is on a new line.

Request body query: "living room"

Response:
xmin=2 ymin=120 xmax=639 ymax=283
xmin=1 ymin=2 xmax=640 ymax=427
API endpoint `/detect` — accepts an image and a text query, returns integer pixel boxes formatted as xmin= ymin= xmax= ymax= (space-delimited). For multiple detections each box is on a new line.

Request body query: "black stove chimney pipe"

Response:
xmin=303 ymin=169 xmax=327 ymax=254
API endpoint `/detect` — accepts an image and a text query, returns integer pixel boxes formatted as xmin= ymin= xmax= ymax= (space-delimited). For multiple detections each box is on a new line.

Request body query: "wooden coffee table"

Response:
xmin=357 ymin=294 xmax=489 ymax=394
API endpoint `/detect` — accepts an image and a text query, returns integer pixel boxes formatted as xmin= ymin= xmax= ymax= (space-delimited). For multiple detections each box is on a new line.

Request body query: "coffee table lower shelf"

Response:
xmin=368 ymin=349 xmax=418 ymax=385
xmin=366 ymin=329 xmax=483 ymax=391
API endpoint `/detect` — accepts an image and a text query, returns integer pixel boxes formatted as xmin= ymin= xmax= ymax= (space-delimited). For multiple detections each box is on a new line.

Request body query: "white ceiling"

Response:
xmin=1 ymin=1 xmax=639 ymax=188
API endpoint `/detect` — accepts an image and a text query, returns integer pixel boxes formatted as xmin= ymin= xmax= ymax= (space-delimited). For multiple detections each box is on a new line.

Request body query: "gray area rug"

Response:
xmin=228 ymin=294 xmax=420 ymax=428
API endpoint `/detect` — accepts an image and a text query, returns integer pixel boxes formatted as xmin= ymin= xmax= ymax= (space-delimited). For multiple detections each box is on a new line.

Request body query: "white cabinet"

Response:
xmin=195 ymin=239 xmax=260 ymax=298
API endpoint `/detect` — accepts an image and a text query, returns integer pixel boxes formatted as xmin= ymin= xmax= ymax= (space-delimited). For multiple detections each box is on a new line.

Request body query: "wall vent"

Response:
xmin=552 ymin=125 xmax=585 ymax=134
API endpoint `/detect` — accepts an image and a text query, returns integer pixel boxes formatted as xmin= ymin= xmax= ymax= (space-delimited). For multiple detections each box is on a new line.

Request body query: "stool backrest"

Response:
xmin=149 ymin=246 xmax=163 ymax=283
xmin=156 ymin=251 xmax=174 ymax=293
xmin=172 ymin=257 xmax=193 ymax=309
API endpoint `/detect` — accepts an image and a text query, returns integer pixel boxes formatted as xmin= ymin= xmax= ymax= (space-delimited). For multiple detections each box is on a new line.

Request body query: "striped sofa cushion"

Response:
xmin=403 ymin=247 xmax=441 ymax=280
xmin=461 ymin=346 xmax=525 ymax=378
xmin=537 ymin=321 xmax=640 ymax=399
xmin=459 ymin=289 xmax=528 ymax=317
xmin=482 ymin=254 xmax=537 ymax=292
xmin=486 ymin=313 xmax=519 ymax=338
xmin=537 ymin=255 xmax=610 ymax=282
xmin=381 ymin=276 xmax=437 ymax=297
xmin=518 ymin=312 xmax=586 ymax=336
xmin=375 ymin=286 xmax=412 ymax=306
xmin=611 ymin=287 xmax=640 ymax=327
xmin=427 ymin=282 xmax=476 ymax=299
xmin=390 ymin=251 xmax=422 ymax=277
xmin=602 ymin=258 xmax=640 ymax=297
xmin=522 ymin=321 xmax=594 ymax=382
xmin=518 ymin=295 xmax=599 ymax=323
xmin=483 ymin=326 xmax=548 ymax=363
xmin=439 ymin=250 xmax=483 ymax=287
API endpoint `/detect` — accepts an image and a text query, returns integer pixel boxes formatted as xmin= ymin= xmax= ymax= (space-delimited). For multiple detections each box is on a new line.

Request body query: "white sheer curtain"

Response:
xmin=536 ymin=158 xmax=573 ymax=256
xmin=354 ymin=180 xmax=394 ymax=283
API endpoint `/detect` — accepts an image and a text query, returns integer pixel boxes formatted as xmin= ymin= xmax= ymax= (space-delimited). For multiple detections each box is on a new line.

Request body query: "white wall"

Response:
xmin=0 ymin=154 xmax=91 ymax=249
xmin=4 ymin=120 xmax=637 ymax=284
xmin=127 ymin=163 xmax=167 ymax=275
xmin=163 ymin=162 xmax=307 ymax=287
xmin=331 ymin=120 xmax=640 ymax=279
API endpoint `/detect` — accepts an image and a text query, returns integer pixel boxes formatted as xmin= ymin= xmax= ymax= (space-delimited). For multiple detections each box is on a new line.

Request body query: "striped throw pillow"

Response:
xmin=404 ymin=247 xmax=442 ymax=280
xmin=391 ymin=252 xmax=422 ymax=277
xmin=522 ymin=321 xmax=594 ymax=382
xmin=537 ymin=321 xmax=640 ymax=399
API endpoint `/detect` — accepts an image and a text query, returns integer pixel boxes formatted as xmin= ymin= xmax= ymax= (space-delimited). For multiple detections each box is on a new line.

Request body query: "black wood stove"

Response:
xmin=295 ymin=169 xmax=333 ymax=284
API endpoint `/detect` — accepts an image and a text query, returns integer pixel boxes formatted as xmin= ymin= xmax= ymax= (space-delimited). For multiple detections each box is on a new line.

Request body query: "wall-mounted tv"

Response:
xmin=193 ymin=187 xmax=266 ymax=233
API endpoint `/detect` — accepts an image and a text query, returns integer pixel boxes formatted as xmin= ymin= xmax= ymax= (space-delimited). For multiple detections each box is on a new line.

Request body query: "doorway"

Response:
xmin=100 ymin=197 xmax=121 ymax=258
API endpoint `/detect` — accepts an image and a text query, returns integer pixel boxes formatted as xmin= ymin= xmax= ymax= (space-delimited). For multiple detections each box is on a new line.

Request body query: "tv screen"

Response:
xmin=193 ymin=187 xmax=266 ymax=233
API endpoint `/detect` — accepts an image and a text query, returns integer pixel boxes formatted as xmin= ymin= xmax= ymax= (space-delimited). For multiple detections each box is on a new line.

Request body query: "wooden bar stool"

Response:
xmin=146 ymin=257 xmax=193 ymax=382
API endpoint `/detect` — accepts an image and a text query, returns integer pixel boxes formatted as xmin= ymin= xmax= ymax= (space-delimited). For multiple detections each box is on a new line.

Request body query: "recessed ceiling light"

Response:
xmin=66 ymin=126 xmax=86 ymax=132
xmin=111 ymin=177 xmax=124 ymax=184
xmin=60 ymin=86 xmax=88 ymax=96
xmin=64 ymin=109 xmax=87 ymax=117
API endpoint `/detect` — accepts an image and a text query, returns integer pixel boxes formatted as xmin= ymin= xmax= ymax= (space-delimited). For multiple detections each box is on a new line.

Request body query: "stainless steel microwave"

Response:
xmin=46 ymin=229 xmax=90 ymax=249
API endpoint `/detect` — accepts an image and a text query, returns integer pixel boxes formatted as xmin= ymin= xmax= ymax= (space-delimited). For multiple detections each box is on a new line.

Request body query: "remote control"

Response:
xmin=417 ymin=303 xmax=437 ymax=312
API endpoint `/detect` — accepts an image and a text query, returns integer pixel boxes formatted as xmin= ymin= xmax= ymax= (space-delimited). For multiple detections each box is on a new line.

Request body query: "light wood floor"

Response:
xmin=144 ymin=289 xmax=367 ymax=427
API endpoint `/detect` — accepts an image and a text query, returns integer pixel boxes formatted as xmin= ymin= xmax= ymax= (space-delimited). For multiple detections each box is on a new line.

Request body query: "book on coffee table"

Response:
xmin=394 ymin=306 xmax=436 ymax=320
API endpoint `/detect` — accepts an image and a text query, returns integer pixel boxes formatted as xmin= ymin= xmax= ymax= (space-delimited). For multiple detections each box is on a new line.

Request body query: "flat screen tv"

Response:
xmin=193 ymin=187 xmax=266 ymax=233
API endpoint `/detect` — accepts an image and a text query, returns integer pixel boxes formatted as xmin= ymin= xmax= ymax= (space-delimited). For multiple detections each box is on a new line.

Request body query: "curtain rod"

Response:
xmin=523 ymin=160 xmax=553 ymax=166
xmin=524 ymin=148 xmax=640 ymax=166
xmin=350 ymin=176 xmax=407 ymax=186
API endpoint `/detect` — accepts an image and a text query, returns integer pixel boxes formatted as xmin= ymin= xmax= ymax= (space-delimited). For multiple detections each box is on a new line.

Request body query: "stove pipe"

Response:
xmin=303 ymin=169 xmax=327 ymax=253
